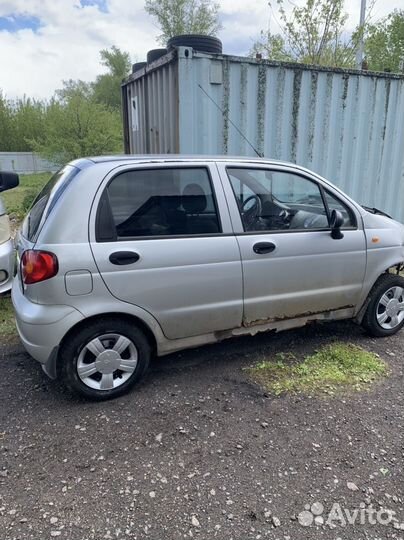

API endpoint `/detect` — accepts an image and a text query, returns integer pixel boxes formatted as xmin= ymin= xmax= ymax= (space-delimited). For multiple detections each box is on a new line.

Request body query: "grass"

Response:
xmin=2 ymin=172 xmax=51 ymax=222
xmin=0 ymin=295 xmax=16 ymax=341
xmin=247 ymin=342 xmax=387 ymax=396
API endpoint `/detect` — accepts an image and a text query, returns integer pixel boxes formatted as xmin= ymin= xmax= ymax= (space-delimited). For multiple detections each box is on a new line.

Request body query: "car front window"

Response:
xmin=228 ymin=168 xmax=329 ymax=232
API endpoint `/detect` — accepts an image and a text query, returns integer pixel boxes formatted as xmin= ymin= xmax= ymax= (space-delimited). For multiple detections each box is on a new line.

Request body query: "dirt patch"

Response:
xmin=1 ymin=321 xmax=404 ymax=539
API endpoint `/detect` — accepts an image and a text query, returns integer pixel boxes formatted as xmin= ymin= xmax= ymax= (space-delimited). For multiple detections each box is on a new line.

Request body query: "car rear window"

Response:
xmin=97 ymin=167 xmax=221 ymax=240
xmin=22 ymin=165 xmax=79 ymax=242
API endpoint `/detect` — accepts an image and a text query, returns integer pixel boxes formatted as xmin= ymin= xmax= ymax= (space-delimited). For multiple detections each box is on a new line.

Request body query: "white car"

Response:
xmin=0 ymin=172 xmax=19 ymax=294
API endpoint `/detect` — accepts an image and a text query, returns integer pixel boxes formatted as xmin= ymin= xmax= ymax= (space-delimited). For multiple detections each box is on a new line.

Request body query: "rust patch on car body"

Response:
xmin=242 ymin=305 xmax=355 ymax=329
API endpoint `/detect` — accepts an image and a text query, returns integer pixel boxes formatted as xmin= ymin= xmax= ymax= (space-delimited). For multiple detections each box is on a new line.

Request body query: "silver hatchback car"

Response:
xmin=12 ymin=156 xmax=404 ymax=399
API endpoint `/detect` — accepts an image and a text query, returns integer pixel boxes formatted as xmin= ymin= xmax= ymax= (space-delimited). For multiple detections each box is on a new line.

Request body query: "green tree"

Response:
xmin=56 ymin=79 xmax=93 ymax=102
xmin=31 ymin=81 xmax=123 ymax=163
xmin=93 ymin=46 xmax=131 ymax=110
xmin=0 ymin=92 xmax=14 ymax=151
xmin=365 ymin=10 xmax=404 ymax=72
xmin=250 ymin=32 xmax=293 ymax=62
xmin=12 ymin=97 xmax=47 ymax=151
xmin=0 ymin=92 xmax=46 ymax=152
xmin=145 ymin=0 xmax=221 ymax=45
xmin=252 ymin=0 xmax=358 ymax=68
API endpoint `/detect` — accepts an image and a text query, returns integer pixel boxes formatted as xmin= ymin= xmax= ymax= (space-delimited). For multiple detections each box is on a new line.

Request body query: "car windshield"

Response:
xmin=21 ymin=165 xmax=79 ymax=242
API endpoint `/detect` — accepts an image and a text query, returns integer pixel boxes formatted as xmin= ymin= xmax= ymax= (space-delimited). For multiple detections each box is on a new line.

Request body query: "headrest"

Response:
xmin=182 ymin=183 xmax=207 ymax=213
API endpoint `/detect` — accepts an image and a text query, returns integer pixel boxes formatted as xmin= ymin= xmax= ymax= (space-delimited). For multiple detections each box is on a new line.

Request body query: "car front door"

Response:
xmin=217 ymin=163 xmax=367 ymax=326
xmin=90 ymin=163 xmax=243 ymax=340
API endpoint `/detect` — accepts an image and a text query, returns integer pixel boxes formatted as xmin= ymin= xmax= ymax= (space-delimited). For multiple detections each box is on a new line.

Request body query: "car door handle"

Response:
xmin=109 ymin=251 xmax=140 ymax=265
xmin=253 ymin=241 xmax=276 ymax=255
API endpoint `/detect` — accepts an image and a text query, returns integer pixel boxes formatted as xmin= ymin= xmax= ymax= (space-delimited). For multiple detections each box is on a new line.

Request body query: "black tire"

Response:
xmin=59 ymin=318 xmax=151 ymax=400
xmin=167 ymin=34 xmax=223 ymax=54
xmin=132 ymin=62 xmax=147 ymax=73
xmin=362 ymin=273 xmax=404 ymax=337
xmin=147 ymin=48 xmax=167 ymax=64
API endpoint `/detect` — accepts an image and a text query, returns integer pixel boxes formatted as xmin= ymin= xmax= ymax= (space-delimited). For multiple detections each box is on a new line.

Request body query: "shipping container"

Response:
xmin=121 ymin=47 xmax=404 ymax=222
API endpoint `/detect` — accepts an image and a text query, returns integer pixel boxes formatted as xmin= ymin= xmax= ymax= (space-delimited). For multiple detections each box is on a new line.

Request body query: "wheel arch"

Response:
xmin=356 ymin=262 xmax=404 ymax=323
xmin=55 ymin=312 xmax=158 ymax=377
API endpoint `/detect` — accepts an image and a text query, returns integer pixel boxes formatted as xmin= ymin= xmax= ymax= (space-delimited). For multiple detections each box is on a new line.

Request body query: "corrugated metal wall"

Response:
xmin=123 ymin=49 xmax=404 ymax=222
xmin=123 ymin=50 xmax=179 ymax=155
xmin=0 ymin=152 xmax=57 ymax=174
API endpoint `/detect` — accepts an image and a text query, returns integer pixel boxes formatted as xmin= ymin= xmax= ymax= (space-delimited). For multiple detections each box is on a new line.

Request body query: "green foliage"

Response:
xmin=250 ymin=32 xmax=293 ymax=62
xmin=0 ymin=296 xmax=16 ymax=341
xmin=0 ymin=92 xmax=14 ymax=151
xmin=2 ymin=172 xmax=51 ymax=220
xmin=145 ymin=0 xmax=221 ymax=45
xmin=30 ymin=90 xmax=123 ymax=164
xmin=93 ymin=46 xmax=131 ymax=110
xmin=56 ymin=79 xmax=93 ymax=102
xmin=252 ymin=0 xmax=359 ymax=67
xmin=248 ymin=342 xmax=387 ymax=395
xmin=365 ymin=10 xmax=404 ymax=72
xmin=0 ymin=92 xmax=46 ymax=152
xmin=0 ymin=46 xmax=130 ymax=160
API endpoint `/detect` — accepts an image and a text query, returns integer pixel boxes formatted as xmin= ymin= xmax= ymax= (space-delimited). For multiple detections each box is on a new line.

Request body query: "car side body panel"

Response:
xmin=10 ymin=156 xmax=404 ymax=376
xmin=88 ymin=162 xmax=243 ymax=340
xmin=216 ymin=162 xmax=368 ymax=326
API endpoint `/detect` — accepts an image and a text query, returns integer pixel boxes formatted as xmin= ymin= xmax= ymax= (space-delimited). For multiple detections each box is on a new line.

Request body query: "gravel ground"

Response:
xmin=1 ymin=321 xmax=404 ymax=540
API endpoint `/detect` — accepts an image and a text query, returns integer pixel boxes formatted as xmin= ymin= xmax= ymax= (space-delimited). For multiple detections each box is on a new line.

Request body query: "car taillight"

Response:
xmin=21 ymin=250 xmax=58 ymax=285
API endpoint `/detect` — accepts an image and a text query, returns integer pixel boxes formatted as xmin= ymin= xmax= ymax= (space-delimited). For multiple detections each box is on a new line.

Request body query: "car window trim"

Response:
xmin=225 ymin=165 xmax=358 ymax=234
xmin=95 ymin=165 xmax=224 ymax=243
xmin=94 ymin=227 xmax=360 ymax=244
xmin=320 ymin=185 xmax=358 ymax=229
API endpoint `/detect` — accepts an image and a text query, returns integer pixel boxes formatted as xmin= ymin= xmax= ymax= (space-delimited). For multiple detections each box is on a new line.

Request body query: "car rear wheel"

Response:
xmin=60 ymin=318 xmax=151 ymax=400
xmin=362 ymin=274 xmax=404 ymax=337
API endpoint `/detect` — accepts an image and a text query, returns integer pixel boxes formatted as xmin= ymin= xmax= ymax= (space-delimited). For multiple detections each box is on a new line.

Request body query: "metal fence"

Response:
xmin=0 ymin=152 xmax=57 ymax=174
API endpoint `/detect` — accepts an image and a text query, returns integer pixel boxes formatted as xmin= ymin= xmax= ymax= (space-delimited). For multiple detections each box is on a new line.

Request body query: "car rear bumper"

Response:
xmin=0 ymin=238 xmax=15 ymax=294
xmin=12 ymin=281 xmax=84 ymax=375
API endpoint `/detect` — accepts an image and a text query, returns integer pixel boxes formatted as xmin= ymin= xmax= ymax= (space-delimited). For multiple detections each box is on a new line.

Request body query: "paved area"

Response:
xmin=1 ymin=321 xmax=404 ymax=540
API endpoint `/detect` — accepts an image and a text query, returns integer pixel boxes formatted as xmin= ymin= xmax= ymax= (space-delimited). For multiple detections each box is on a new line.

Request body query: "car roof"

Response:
xmin=89 ymin=154 xmax=274 ymax=163
xmin=70 ymin=154 xmax=292 ymax=168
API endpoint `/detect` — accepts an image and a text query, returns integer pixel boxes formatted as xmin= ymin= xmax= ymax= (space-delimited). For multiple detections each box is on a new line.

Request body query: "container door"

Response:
xmin=90 ymin=163 xmax=243 ymax=340
xmin=217 ymin=163 xmax=367 ymax=325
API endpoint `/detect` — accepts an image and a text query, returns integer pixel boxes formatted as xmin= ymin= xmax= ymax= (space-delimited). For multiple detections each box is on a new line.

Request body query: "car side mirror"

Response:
xmin=0 ymin=172 xmax=19 ymax=193
xmin=330 ymin=209 xmax=344 ymax=239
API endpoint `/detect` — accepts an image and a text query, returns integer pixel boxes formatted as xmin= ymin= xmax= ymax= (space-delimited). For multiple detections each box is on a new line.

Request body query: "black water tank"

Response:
xmin=167 ymin=34 xmax=222 ymax=54
xmin=147 ymin=48 xmax=168 ymax=64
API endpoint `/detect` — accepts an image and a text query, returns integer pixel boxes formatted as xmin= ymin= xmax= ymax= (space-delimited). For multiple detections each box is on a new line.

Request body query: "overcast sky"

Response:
xmin=0 ymin=0 xmax=401 ymax=100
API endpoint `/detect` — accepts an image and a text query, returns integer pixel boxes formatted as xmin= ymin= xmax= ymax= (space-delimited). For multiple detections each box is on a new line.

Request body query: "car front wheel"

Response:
xmin=362 ymin=274 xmax=404 ymax=337
xmin=60 ymin=318 xmax=151 ymax=400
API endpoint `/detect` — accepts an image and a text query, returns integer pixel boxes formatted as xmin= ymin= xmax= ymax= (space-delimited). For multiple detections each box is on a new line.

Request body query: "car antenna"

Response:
xmin=198 ymin=84 xmax=264 ymax=158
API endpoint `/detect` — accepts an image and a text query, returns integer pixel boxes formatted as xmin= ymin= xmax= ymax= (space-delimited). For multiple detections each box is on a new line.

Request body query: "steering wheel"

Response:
xmin=279 ymin=208 xmax=291 ymax=224
xmin=241 ymin=195 xmax=262 ymax=229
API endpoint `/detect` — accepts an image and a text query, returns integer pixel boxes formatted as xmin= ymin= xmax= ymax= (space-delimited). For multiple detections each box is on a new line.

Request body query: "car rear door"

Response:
xmin=216 ymin=162 xmax=367 ymax=326
xmin=90 ymin=162 xmax=243 ymax=340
